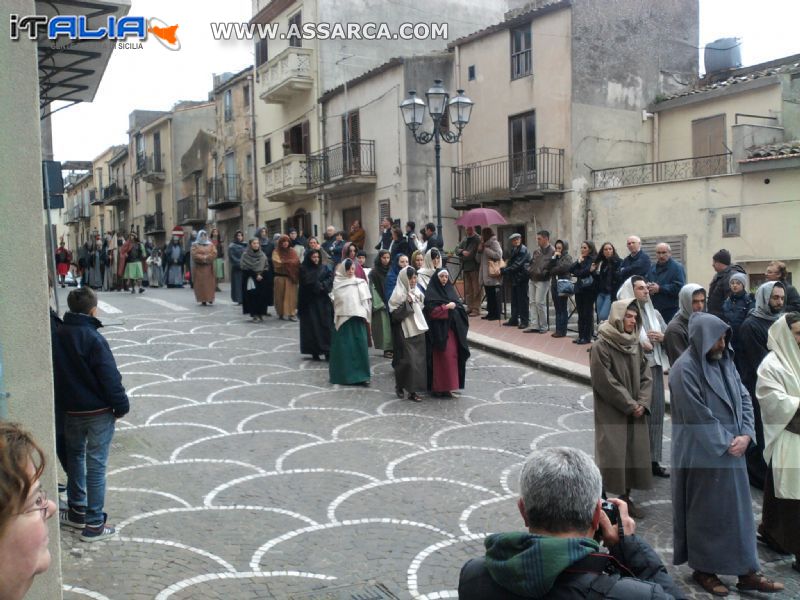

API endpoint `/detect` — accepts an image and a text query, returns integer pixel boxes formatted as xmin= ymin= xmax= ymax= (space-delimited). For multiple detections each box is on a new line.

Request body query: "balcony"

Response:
xmin=137 ymin=153 xmax=165 ymax=184
xmin=176 ymin=196 xmax=207 ymax=227
xmin=451 ymin=147 xmax=565 ymax=209
xmin=64 ymin=207 xmax=78 ymax=225
xmin=591 ymin=152 xmax=732 ymax=190
xmin=77 ymin=202 xmax=91 ymax=221
xmin=261 ymin=154 xmax=311 ymax=203
xmin=207 ymin=174 xmax=242 ymax=210
xmin=89 ymin=188 xmax=103 ymax=206
xmin=143 ymin=212 xmax=165 ymax=235
xmin=103 ymin=181 xmax=129 ymax=206
xmin=306 ymin=140 xmax=376 ymax=195
xmin=257 ymin=46 xmax=314 ymax=104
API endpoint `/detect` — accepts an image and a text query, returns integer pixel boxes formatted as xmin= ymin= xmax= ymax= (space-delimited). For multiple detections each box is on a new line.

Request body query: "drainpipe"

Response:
xmin=250 ymin=71 xmax=259 ymax=232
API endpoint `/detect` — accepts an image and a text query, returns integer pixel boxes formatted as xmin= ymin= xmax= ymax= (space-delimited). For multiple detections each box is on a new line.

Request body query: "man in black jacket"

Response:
xmin=707 ymin=249 xmax=746 ymax=319
xmin=54 ymin=286 xmax=129 ymax=543
xmin=618 ymin=235 xmax=651 ymax=282
xmin=501 ymin=233 xmax=531 ymax=329
xmin=459 ymin=447 xmax=683 ymax=599
xmin=375 ymin=216 xmax=393 ymax=251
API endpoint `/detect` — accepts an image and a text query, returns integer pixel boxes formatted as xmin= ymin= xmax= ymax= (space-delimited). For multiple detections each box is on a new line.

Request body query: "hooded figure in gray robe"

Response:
xmin=663 ymin=284 xmax=706 ymax=365
xmin=669 ymin=312 xmax=759 ymax=575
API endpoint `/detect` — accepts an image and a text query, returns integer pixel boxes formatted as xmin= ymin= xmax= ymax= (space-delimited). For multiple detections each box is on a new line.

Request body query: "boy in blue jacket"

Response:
xmin=55 ymin=286 xmax=129 ymax=542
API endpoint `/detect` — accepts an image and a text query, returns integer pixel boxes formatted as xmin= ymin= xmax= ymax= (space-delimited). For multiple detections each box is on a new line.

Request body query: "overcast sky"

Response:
xmin=49 ymin=0 xmax=800 ymax=162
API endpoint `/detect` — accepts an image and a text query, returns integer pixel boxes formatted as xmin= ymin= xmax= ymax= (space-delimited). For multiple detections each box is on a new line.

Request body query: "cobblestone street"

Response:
xmin=57 ymin=287 xmax=797 ymax=599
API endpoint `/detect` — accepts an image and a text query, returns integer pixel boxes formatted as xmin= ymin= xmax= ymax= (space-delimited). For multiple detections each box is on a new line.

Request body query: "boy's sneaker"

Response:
xmin=59 ymin=507 xmax=86 ymax=530
xmin=80 ymin=513 xmax=116 ymax=543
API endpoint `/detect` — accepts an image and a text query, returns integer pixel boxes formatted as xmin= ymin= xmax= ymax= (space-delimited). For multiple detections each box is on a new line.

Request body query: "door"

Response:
xmin=341 ymin=110 xmax=361 ymax=175
xmin=509 ymin=112 xmax=536 ymax=191
xmin=224 ymin=153 xmax=237 ymax=200
xmin=342 ymin=206 xmax=361 ymax=236
xmin=692 ymin=114 xmax=726 ymax=176
xmin=153 ymin=132 xmax=162 ymax=172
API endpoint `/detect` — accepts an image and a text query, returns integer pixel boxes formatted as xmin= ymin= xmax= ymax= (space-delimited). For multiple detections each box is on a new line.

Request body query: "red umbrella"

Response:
xmin=454 ymin=207 xmax=507 ymax=228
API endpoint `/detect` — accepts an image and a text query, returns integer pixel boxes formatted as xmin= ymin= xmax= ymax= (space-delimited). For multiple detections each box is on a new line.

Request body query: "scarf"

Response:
xmin=331 ymin=262 xmax=371 ymax=330
xmin=369 ymin=250 xmax=391 ymax=302
xmin=193 ymin=230 xmax=211 ymax=245
xmin=424 ymin=268 xmax=466 ymax=352
xmin=597 ymin=299 xmax=641 ymax=354
xmin=617 ymin=276 xmax=667 ymax=367
xmin=384 ymin=254 xmax=408 ymax=300
xmin=752 ymin=281 xmax=784 ymax=322
xmin=483 ymin=532 xmax=599 ymax=599
xmin=388 ymin=267 xmax=428 ymax=338
xmin=273 ymin=235 xmax=300 ymax=283
xmin=301 ymin=249 xmax=323 ymax=286
xmin=239 ymin=246 xmax=267 ymax=273
xmin=417 ymin=248 xmax=440 ymax=290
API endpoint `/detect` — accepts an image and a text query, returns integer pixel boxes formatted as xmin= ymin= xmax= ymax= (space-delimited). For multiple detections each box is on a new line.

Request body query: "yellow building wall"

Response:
xmin=589 ymin=168 xmax=800 ymax=287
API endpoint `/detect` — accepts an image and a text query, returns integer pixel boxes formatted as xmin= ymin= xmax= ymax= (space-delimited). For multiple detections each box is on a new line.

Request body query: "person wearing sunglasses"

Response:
xmin=0 ymin=421 xmax=57 ymax=599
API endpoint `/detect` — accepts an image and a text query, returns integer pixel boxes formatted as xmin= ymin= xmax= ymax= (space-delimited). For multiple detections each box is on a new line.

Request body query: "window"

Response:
xmin=288 ymin=11 xmax=302 ymax=48
xmin=256 ymin=39 xmax=268 ymax=67
xmin=722 ymin=214 xmax=740 ymax=237
xmin=243 ymin=84 xmax=250 ymax=108
xmin=266 ymin=218 xmax=281 ymax=236
xmin=284 ymin=121 xmax=309 ymax=155
xmin=468 ymin=65 xmax=476 ymax=81
xmin=509 ymin=111 xmax=536 ymax=188
xmin=224 ymin=89 xmax=233 ymax=122
xmin=246 ymin=153 xmax=252 ymax=177
xmin=264 ymin=140 xmax=272 ymax=165
xmin=341 ymin=111 xmax=361 ymax=173
xmin=511 ymin=26 xmax=532 ymax=79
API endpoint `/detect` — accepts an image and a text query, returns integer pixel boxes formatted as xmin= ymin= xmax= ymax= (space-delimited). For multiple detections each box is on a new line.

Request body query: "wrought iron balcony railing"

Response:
xmin=591 ymin=152 xmax=732 ymax=189
xmin=207 ymin=175 xmax=241 ymax=209
xmin=103 ymin=181 xmax=129 ymax=205
xmin=144 ymin=212 xmax=165 ymax=234
xmin=306 ymin=140 xmax=376 ymax=188
xmin=176 ymin=196 xmax=206 ymax=225
xmin=451 ymin=147 xmax=564 ymax=208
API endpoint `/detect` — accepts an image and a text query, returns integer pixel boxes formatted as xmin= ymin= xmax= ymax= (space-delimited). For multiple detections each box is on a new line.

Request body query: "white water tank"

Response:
xmin=704 ymin=38 xmax=742 ymax=75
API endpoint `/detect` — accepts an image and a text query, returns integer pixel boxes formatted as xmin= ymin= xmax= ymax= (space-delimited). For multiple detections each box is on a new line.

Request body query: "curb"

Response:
xmin=468 ymin=331 xmax=592 ymax=386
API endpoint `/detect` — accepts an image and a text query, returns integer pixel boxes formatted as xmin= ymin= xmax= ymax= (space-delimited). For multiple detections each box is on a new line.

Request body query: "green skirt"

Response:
xmin=124 ymin=261 xmax=144 ymax=280
xmin=214 ymin=257 xmax=225 ymax=279
xmin=329 ymin=317 xmax=371 ymax=385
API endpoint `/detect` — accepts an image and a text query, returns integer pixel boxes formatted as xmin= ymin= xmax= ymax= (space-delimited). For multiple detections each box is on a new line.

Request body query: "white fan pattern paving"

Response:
xmin=58 ymin=295 xmax=794 ymax=599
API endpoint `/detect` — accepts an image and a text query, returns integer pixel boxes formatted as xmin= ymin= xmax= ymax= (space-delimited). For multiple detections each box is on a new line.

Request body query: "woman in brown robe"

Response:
xmin=272 ymin=234 xmax=300 ymax=320
xmin=349 ymin=220 xmax=366 ymax=250
xmin=190 ymin=230 xmax=217 ymax=305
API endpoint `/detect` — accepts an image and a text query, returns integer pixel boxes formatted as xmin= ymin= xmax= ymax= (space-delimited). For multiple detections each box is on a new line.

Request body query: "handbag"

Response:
xmin=556 ymin=278 xmax=575 ymax=296
xmin=488 ymin=258 xmax=506 ymax=278
xmin=576 ymin=275 xmax=594 ymax=291
xmin=247 ymin=277 xmax=256 ymax=291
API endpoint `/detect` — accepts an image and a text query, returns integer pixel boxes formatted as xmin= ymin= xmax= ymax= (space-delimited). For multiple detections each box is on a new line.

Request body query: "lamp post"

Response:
xmin=400 ymin=79 xmax=473 ymax=247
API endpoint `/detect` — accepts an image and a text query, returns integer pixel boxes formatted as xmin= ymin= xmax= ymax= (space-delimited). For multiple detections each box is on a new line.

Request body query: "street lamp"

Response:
xmin=400 ymin=80 xmax=473 ymax=246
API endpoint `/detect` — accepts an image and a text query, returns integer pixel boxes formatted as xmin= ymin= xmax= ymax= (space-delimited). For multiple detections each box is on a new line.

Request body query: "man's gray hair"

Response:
xmin=519 ymin=447 xmax=602 ymax=533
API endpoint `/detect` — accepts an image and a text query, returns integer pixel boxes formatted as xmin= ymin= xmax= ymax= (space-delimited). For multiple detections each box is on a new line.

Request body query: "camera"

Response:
xmin=601 ymin=500 xmax=619 ymax=525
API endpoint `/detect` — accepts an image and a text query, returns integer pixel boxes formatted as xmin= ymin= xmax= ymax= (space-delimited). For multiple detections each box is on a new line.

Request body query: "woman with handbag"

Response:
xmin=570 ymin=241 xmax=598 ymax=345
xmin=548 ymin=239 xmax=573 ymax=337
xmin=478 ymin=227 xmax=503 ymax=321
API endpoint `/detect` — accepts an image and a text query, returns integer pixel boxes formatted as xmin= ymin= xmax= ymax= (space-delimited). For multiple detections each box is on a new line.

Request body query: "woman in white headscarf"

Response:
xmin=416 ymin=247 xmax=441 ymax=293
xmin=618 ymin=275 xmax=670 ymax=478
xmin=329 ymin=259 xmax=372 ymax=385
xmin=388 ymin=266 xmax=428 ymax=402
xmin=190 ymin=230 xmax=217 ymax=305
xmin=756 ymin=312 xmax=800 ymax=571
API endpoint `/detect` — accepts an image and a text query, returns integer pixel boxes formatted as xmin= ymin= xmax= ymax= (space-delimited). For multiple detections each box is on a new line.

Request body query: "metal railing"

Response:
xmin=136 ymin=153 xmax=163 ymax=176
xmin=207 ymin=174 xmax=241 ymax=206
xmin=103 ymin=181 xmax=128 ymax=202
xmin=451 ymin=147 xmax=564 ymax=207
xmin=591 ymin=152 xmax=732 ymax=189
xmin=176 ymin=196 xmax=206 ymax=224
xmin=306 ymin=140 xmax=376 ymax=188
xmin=144 ymin=212 xmax=165 ymax=233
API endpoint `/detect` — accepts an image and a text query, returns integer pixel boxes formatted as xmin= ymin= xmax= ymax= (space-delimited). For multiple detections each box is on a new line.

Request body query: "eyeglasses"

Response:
xmin=23 ymin=488 xmax=49 ymax=521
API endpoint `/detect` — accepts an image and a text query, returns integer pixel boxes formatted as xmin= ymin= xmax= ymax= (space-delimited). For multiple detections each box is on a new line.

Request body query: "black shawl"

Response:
xmin=369 ymin=250 xmax=391 ymax=302
xmin=423 ymin=269 xmax=470 ymax=354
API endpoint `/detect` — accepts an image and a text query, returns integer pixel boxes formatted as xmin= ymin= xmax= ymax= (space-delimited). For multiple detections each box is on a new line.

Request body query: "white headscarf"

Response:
xmin=618 ymin=276 xmax=668 ymax=368
xmin=331 ymin=260 xmax=371 ymax=330
xmin=416 ymin=248 xmax=440 ymax=291
xmin=193 ymin=230 xmax=211 ymax=245
xmin=757 ymin=314 xmax=800 ymax=499
xmin=388 ymin=267 xmax=428 ymax=338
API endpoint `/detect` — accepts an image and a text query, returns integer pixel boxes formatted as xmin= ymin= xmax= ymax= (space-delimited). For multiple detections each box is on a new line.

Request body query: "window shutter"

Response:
xmin=283 ymin=129 xmax=291 ymax=156
xmin=301 ymin=120 xmax=310 ymax=155
xmin=640 ymin=235 xmax=687 ymax=270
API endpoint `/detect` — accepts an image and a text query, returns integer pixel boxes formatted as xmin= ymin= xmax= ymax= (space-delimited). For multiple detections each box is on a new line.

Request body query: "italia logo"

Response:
xmin=9 ymin=14 xmax=180 ymax=51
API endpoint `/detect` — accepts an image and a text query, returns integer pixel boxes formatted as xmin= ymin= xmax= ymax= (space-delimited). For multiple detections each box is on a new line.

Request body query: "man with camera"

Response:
xmin=459 ymin=447 xmax=682 ymax=599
